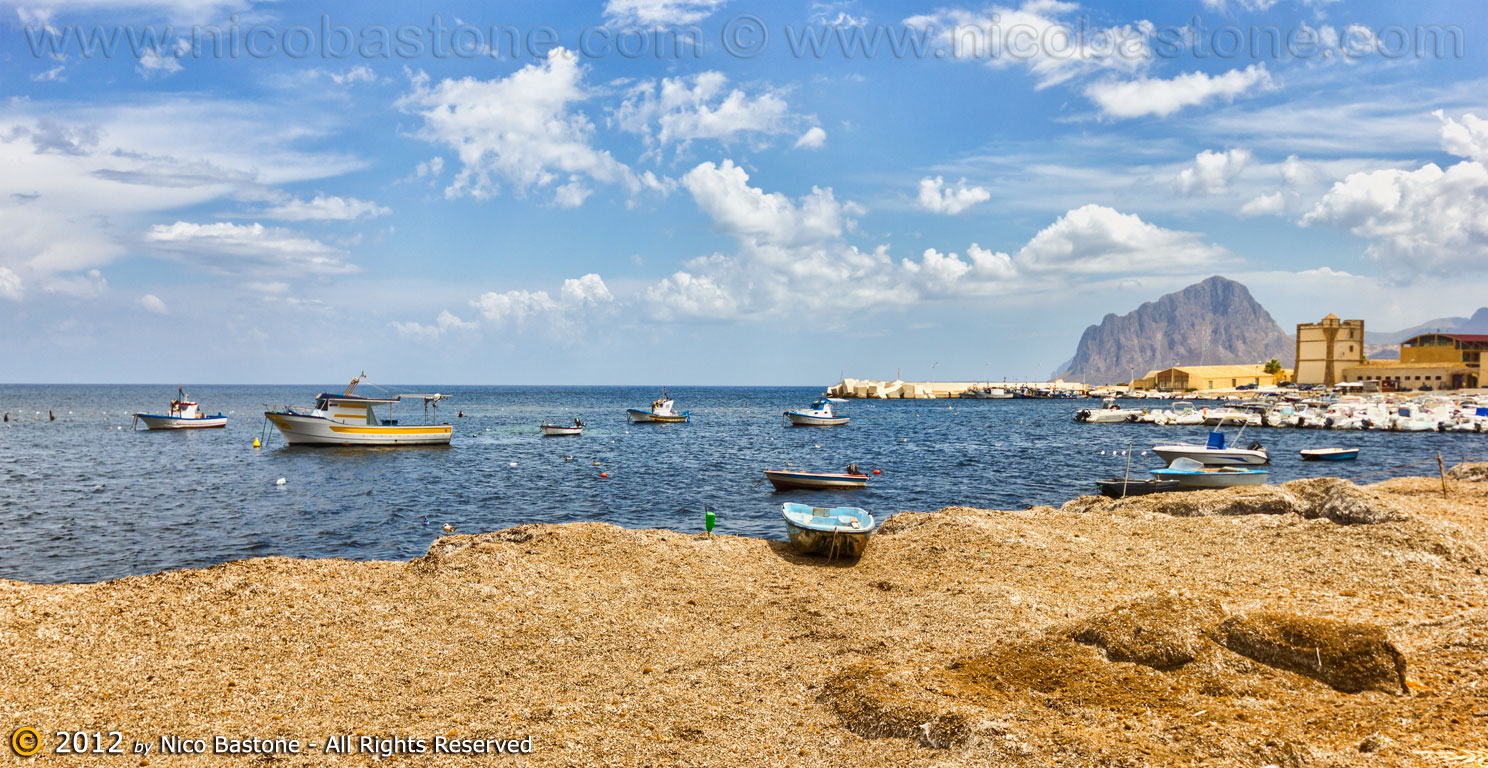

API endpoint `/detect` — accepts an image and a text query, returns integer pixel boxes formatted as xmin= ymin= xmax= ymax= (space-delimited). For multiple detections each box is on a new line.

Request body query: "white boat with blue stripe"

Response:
xmin=1152 ymin=430 xmax=1269 ymax=466
xmin=133 ymin=388 xmax=226 ymax=430
xmin=784 ymin=397 xmax=849 ymax=427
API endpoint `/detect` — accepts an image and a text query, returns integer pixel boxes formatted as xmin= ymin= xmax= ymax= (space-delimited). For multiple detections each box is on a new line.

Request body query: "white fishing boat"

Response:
xmin=263 ymin=375 xmax=451 ymax=446
xmin=784 ymin=397 xmax=849 ymax=427
xmin=133 ymin=388 xmax=226 ymax=430
xmin=627 ymin=390 xmax=690 ymax=423
xmin=1150 ymin=459 xmax=1269 ymax=489
xmin=1075 ymin=398 xmax=1142 ymax=423
xmin=540 ymin=418 xmax=583 ymax=437
xmin=1152 ymin=430 xmax=1269 ymax=466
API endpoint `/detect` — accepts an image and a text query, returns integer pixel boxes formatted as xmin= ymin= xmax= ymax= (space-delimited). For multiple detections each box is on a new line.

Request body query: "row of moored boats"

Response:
xmin=1077 ymin=396 xmax=1488 ymax=433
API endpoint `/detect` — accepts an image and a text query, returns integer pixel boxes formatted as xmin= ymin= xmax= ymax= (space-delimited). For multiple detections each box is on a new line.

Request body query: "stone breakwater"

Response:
xmin=4 ymin=470 xmax=1488 ymax=766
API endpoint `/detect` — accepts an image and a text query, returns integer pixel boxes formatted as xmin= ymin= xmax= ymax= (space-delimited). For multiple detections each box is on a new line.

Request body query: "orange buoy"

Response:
xmin=872 ymin=469 xmax=881 ymax=475
xmin=600 ymin=472 xmax=609 ymax=478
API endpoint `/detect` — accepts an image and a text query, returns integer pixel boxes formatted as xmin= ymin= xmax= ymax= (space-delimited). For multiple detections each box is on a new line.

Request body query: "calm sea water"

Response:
xmin=2 ymin=384 xmax=1483 ymax=584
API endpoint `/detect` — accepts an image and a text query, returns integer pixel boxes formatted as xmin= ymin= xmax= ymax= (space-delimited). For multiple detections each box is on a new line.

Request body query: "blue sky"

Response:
xmin=1 ymin=0 xmax=1485 ymax=384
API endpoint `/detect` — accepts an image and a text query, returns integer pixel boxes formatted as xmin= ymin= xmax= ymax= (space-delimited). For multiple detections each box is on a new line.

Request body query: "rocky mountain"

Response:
xmin=1056 ymin=276 xmax=1295 ymax=385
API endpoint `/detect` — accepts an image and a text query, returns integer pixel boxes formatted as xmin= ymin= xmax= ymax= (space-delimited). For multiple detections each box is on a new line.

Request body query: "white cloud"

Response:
xmin=399 ymin=48 xmax=637 ymax=207
xmin=0 ymin=266 xmax=23 ymax=300
xmin=603 ymin=0 xmax=727 ymax=25
xmin=614 ymin=72 xmax=794 ymax=152
xmin=1301 ymin=160 xmax=1488 ymax=276
xmin=794 ymin=126 xmax=827 ymax=149
xmin=31 ymin=65 xmax=66 ymax=82
xmin=683 ymin=159 xmax=861 ymax=246
xmin=1239 ymin=191 xmax=1285 ymax=217
xmin=1174 ymin=148 xmax=1251 ymax=195
xmin=916 ymin=175 xmax=991 ymax=215
xmin=139 ymin=293 xmax=168 ymax=314
xmin=256 ymin=194 xmax=390 ymax=221
xmin=1015 ymin=204 xmax=1231 ymax=274
xmin=327 ymin=65 xmax=376 ymax=85
xmin=1085 ymin=64 xmax=1273 ymax=119
xmin=1436 ymin=110 xmax=1488 ymax=163
xmin=144 ymin=221 xmax=357 ymax=276
xmin=905 ymin=3 xmax=1150 ymax=89
xmin=460 ymin=273 xmax=615 ymax=332
xmin=390 ymin=310 xmax=477 ymax=341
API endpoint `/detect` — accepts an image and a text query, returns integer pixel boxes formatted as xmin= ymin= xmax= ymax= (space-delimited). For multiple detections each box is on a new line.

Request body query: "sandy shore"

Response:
xmin=4 ymin=470 xmax=1488 ymax=766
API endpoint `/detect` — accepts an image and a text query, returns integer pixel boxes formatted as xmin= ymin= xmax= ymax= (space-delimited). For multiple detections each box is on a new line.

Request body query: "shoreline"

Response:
xmin=4 ymin=469 xmax=1487 ymax=766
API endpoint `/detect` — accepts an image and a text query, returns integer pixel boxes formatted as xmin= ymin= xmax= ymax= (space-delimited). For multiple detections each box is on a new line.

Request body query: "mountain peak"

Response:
xmin=1057 ymin=277 xmax=1293 ymax=385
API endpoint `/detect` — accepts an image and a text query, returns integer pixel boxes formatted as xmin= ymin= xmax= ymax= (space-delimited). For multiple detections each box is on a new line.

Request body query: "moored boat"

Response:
xmin=764 ymin=467 xmax=868 ymax=491
xmin=784 ymin=397 xmax=849 ymax=427
xmin=133 ymin=388 xmax=226 ymax=430
xmin=781 ymin=502 xmax=875 ymax=559
xmin=264 ymin=375 xmax=451 ymax=446
xmin=1299 ymin=447 xmax=1360 ymax=461
xmin=627 ymin=390 xmax=690 ymax=423
xmin=1151 ymin=458 xmax=1269 ymax=489
xmin=1096 ymin=478 xmax=1181 ymax=498
xmin=541 ymin=418 xmax=583 ymax=436
xmin=1152 ymin=431 xmax=1269 ymax=466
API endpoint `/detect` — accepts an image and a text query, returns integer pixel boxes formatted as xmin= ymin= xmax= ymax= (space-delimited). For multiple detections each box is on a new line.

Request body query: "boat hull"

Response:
xmin=764 ymin=470 xmax=867 ymax=491
xmin=785 ymin=522 xmax=871 ymax=558
xmin=540 ymin=426 xmax=583 ymax=436
xmin=784 ymin=412 xmax=849 ymax=427
xmin=1152 ymin=445 xmax=1269 ymax=466
xmin=1096 ymin=479 xmax=1181 ymax=498
xmin=135 ymin=413 xmax=227 ymax=430
xmin=265 ymin=412 xmax=452 ymax=446
xmin=781 ymin=503 xmax=874 ymax=558
xmin=1150 ymin=467 xmax=1269 ymax=488
xmin=626 ymin=408 xmax=689 ymax=423
xmin=1300 ymin=448 xmax=1360 ymax=461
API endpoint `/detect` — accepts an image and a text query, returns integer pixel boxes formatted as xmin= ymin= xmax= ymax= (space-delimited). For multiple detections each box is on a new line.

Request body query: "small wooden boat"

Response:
xmin=1151 ymin=458 xmax=1268 ymax=489
xmin=781 ymin=502 xmax=874 ymax=559
xmin=1299 ymin=447 xmax=1359 ymax=461
xmin=627 ymin=390 xmax=689 ymax=423
xmin=133 ymin=388 xmax=226 ymax=430
xmin=764 ymin=469 xmax=868 ymax=491
xmin=784 ymin=398 xmax=849 ymax=426
xmin=1096 ymin=478 xmax=1181 ymax=498
xmin=540 ymin=418 xmax=583 ymax=437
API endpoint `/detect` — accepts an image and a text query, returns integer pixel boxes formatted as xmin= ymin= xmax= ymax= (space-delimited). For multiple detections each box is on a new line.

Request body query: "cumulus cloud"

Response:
xmin=1085 ymin=64 xmax=1272 ymax=119
xmin=1239 ymin=191 xmax=1286 ymax=217
xmin=139 ymin=293 xmax=168 ymax=314
xmin=1015 ymin=204 xmax=1231 ymax=274
xmin=917 ymin=176 xmax=991 ymax=214
xmin=390 ymin=310 xmax=477 ymax=341
xmin=1436 ymin=110 xmax=1488 ymax=163
xmin=905 ymin=3 xmax=1150 ymax=89
xmin=0 ymin=266 xmax=23 ymax=301
xmin=255 ymin=194 xmax=389 ymax=221
xmin=683 ymin=159 xmax=861 ymax=246
xmin=1174 ymin=148 xmax=1251 ymax=195
xmin=794 ymin=126 xmax=827 ymax=149
xmin=399 ymin=48 xmax=641 ymax=207
xmin=144 ymin=221 xmax=357 ymax=276
xmin=603 ymin=0 xmax=728 ymax=25
xmin=462 ymin=273 xmax=615 ymax=333
xmin=615 ymin=72 xmax=795 ymax=153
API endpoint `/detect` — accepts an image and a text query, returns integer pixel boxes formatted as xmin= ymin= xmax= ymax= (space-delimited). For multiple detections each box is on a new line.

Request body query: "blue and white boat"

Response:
xmin=784 ymin=397 xmax=849 ymax=427
xmin=627 ymin=390 xmax=690 ymax=423
xmin=1299 ymin=447 xmax=1360 ymax=461
xmin=133 ymin=388 xmax=226 ymax=430
xmin=1152 ymin=430 xmax=1269 ymax=466
xmin=781 ymin=502 xmax=875 ymax=558
xmin=1151 ymin=458 xmax=1268 ymax=489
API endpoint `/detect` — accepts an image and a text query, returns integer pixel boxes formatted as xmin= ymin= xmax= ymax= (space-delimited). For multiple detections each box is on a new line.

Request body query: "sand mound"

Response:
xmin=1215 ymin=612 xmax=1409 ymax=694
xmin=1062 ymin=476 xmax=1407 ymax=524
xmin=819 ymin=662 xmax=979 ymax=749
xmin=1066 ymin=595 xmax=1225 ymax=669
xmin=1447 ymin=462 xmax=1488 ymax=482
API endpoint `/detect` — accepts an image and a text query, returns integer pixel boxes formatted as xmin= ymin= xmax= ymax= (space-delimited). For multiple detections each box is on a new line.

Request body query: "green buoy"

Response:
xmin=705 ymin=508 xmax=716 ymax=533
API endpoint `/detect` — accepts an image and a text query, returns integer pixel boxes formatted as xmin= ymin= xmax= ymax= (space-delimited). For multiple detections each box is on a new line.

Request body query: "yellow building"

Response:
xmin=1295 ymin=314 xmax=1364 ymax=386
xmin=1341 ymin=332 xmax=1484 ymax=391
xmin=1142 ymin=364 xmax=1287 ymax=392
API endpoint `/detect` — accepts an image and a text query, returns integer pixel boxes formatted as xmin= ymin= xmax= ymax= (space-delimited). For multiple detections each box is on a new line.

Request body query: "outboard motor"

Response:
xmin=1075 ymin=409 xmax=1091 ymax=422
xmin=1248 ymin=441 xmax=1265 ymax=452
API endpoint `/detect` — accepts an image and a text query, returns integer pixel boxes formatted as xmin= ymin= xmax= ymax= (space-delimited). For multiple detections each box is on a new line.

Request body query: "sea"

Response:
xmin=1 ymin=384 xmax=1482 ymax=584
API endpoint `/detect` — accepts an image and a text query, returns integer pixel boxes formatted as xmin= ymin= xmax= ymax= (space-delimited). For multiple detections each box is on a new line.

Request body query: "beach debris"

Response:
xmin=1061 ymin=477 xmax=1407 ymax=525
xmin=1066 ymin=595 xmax=1224 ymax=670
xmin=1214 ymin=612 xmax=1409 ymax=694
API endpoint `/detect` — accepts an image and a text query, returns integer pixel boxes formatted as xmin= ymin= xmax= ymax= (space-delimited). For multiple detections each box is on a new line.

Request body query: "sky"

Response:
xmin=1 ymin=0 xmax=1485 ymax=385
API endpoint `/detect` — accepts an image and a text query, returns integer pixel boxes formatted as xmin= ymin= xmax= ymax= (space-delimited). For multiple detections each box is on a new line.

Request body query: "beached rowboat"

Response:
xmin=781 ymin=502 xmax=875 ymax=559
